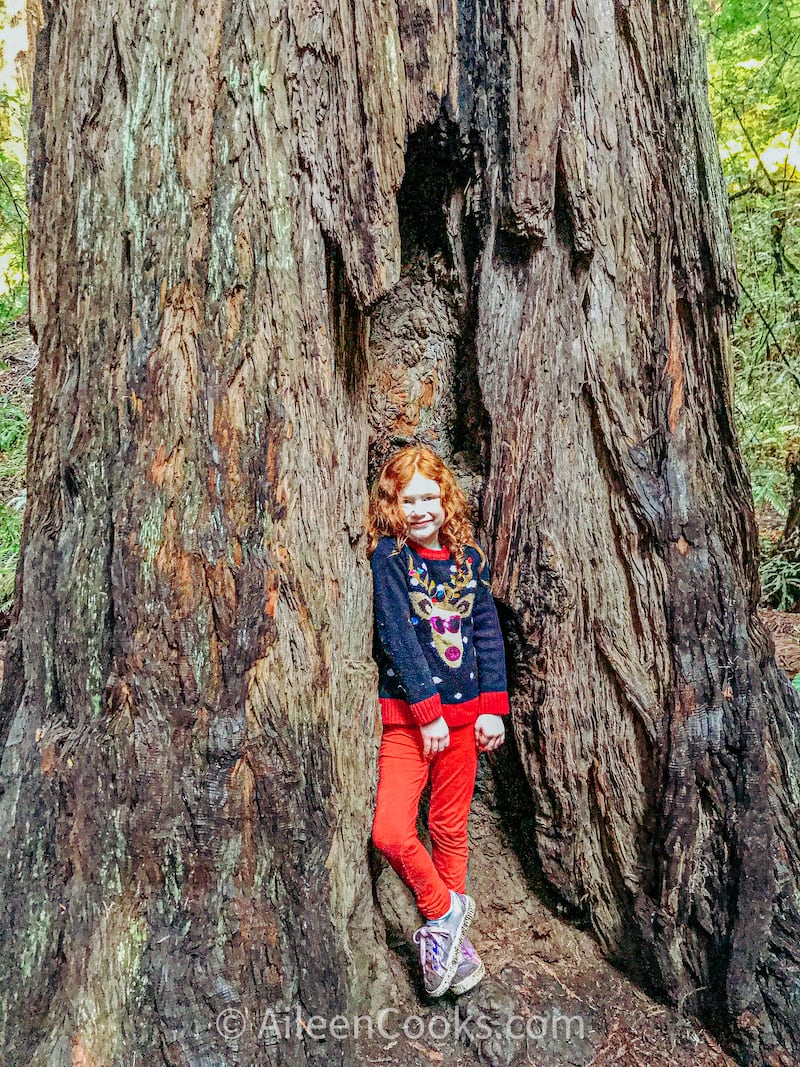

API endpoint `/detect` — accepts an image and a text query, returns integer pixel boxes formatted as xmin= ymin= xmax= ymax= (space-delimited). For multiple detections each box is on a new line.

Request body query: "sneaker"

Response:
xmin=412 ymin=891 xmax=475 ymax=997
xmin=449 ymin=935 xmax=485 ymax=995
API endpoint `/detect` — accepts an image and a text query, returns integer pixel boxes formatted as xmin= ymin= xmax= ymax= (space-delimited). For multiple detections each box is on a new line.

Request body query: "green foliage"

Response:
xmin=759 ymin=538 xmax=800 ymax=609
xmin=698 ymin=0 xmax=800 ymax=178
xmin=0 ymin=28 xmax=30 ymax=607
xmin=0 ymin=394 xmax=27 ymax=450
xmin=0 ymin=88 xmax=28 ymax=335
xmin=696 ymin=0 xmax=800 ymax=607
xmin=0 ymin=498 xmax=21 ymax=608
xmin=728 ymin=179 xmax=800 ymax=513
xmin=0 ymin=393 xmax=27 ymax=610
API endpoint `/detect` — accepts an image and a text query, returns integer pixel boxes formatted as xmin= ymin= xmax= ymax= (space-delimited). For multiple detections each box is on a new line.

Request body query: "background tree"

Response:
xmin=0 ymin=3 xmax=799 ymax=1067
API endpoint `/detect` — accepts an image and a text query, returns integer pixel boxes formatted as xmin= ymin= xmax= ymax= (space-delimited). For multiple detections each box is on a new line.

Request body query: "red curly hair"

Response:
xmin=366 ymin=446 xmax=481 ymax=570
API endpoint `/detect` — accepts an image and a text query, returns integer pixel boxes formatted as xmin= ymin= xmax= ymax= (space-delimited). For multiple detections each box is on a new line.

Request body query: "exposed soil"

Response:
xmin=0 ymin=317 xmax=36 ymax=395
xmin=762 ymin=608 xmax=800 ymax=677
xmin=756 ymin=502 xmax=788 ymax=548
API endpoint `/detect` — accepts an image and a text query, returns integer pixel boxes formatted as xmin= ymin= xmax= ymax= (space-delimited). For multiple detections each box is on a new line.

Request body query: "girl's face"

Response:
xmin=399 ymin=471 xmax=445 ymax=550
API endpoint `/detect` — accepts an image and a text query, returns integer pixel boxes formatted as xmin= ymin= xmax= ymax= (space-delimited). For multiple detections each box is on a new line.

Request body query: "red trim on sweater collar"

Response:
xmin=407 ymin=539 xmax=451 ymax=560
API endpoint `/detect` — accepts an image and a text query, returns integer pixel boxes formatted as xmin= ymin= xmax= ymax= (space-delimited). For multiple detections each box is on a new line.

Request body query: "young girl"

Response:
xmin=367 ymin=446 xmax=508 ymax=997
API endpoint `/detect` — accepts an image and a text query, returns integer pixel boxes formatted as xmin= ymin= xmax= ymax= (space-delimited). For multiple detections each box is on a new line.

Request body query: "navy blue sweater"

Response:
xmin=371 ymin=537 xmax=509 ymax=727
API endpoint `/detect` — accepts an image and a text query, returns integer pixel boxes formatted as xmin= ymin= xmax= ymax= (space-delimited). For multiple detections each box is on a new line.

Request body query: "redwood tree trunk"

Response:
xmin=1 ymin=1 xmax=798 ymax=1066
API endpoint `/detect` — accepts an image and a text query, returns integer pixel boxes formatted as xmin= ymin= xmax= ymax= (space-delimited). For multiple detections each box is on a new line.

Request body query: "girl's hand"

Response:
xmin=420 ymin=716 xmax=450 ymax=759
xmin=475 ymin=713 xmax=505 ymax=753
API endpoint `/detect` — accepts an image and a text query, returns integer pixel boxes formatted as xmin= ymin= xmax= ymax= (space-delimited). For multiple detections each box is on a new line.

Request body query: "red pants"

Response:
xmin=371 ymin=724 xmax=479 ymax=920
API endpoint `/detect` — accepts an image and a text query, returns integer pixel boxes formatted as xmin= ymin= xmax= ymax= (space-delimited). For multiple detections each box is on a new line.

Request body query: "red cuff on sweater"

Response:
xmin=409 ymin=694 xmax=444 ymax=724
xmin=478 ymin=691 xmax=510 ymax=716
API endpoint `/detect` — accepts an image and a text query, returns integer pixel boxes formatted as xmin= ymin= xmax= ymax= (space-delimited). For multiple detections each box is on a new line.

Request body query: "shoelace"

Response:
xmin=413 ymin=927 xmax=446 ymax=972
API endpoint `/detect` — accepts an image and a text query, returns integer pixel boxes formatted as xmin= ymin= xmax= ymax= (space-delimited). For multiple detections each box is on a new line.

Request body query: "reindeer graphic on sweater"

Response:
xmin=407 ymin=558 xmax=475 ymax=669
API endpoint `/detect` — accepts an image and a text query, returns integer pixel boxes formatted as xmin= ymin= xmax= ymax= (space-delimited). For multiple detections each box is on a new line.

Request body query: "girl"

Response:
xmin=367 ymin=446 xmax=508 ymax=997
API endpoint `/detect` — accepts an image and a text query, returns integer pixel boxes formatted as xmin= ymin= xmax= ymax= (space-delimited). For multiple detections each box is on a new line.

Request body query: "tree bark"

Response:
xmin=1 ymin=1 xmax=799 ymax=1066
xmin=2 ymin=2 xmax=392 ymax=1063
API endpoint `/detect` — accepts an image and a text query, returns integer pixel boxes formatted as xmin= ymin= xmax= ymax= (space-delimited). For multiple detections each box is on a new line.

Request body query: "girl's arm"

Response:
xmin=371 ymin=541 xmax=443 ymax=725
xmin=470 ymin=551 xmax=510 ymax=718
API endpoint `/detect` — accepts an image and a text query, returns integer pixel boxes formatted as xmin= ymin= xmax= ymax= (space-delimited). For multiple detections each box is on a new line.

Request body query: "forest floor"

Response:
xmin=1 ymin=327 xmax=797 ymax=1066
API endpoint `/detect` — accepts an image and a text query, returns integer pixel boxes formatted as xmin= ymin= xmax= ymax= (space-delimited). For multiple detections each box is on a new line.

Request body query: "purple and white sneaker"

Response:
xmin=449 ymin=935 xmax=485 ymax=994
xmin=412 ymin=890 xmax=475 ymax=997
